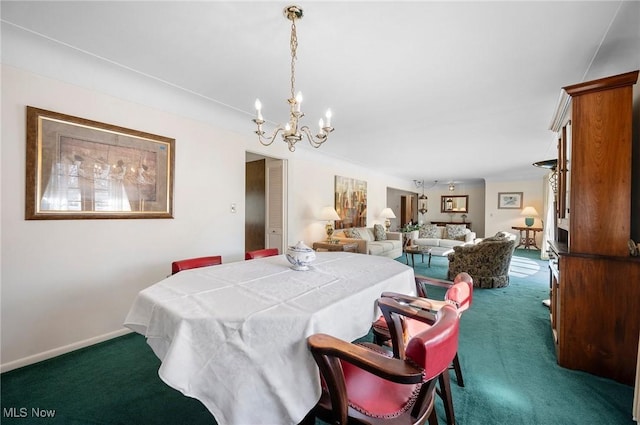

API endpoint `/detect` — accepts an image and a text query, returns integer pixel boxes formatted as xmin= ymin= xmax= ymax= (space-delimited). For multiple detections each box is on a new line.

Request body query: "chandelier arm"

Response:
xmin=256 ymin=125 xmax=286 ymax=147
xmin=300 ymin=126 xmax=328 ymax=148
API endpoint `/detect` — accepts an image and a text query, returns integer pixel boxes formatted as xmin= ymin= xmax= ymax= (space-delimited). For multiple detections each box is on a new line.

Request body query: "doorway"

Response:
xmin=385 ymin=187 xmax=419 ymax=231
xmin=245 ymin=152 xmax=287 ymax=253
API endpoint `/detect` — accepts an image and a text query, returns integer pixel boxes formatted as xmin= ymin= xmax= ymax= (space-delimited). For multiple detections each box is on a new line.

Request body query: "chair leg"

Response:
xmin=451 ymin=353 xmax=464 ymax=387
xmin=428 ymin=408 xmax=439 ymax=425
xmin=437 ymin=371 xmax=456 ymax=425
xmin=373 ymin=329 xmax=391 ymax=346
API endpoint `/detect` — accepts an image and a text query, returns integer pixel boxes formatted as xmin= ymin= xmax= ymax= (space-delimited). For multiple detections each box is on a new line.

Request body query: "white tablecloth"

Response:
xmin=124 ymin=252 xmax=415 ymax=425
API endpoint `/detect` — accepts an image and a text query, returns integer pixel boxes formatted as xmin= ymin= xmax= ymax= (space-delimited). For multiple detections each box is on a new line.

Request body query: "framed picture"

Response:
xmin=334 ymin=176 xmax=367 ymax=229
xmin=26 ymin=106 xmax=175 ymax=220
xmin=497 ymin=192 xmax=523 ymax=209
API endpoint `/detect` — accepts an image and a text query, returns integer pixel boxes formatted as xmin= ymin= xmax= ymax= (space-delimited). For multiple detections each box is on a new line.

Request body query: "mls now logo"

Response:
xmin=3 ymin=407 xmax=56 ymax=418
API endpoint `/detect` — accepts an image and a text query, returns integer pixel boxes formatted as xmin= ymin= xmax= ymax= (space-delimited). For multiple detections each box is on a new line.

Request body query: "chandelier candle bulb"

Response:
xmin=254 ymin=99 xmax=263 ymax=121
xmin=325 ymin=109 xmax=332 ymax=127
xmin=295 ymin=92 xmax=303 ymax=112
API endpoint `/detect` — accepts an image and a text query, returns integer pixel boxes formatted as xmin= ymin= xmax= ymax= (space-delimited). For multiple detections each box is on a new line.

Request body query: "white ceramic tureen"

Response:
xmin=286 ymin=241 xmax=316 ymax=271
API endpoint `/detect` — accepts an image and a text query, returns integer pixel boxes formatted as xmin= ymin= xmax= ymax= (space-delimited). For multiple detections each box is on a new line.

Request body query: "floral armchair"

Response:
xmin=447 ymin=232 xmax=517 ymax=288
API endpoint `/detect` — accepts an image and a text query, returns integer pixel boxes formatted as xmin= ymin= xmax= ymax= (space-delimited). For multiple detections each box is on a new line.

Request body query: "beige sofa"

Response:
xmin=412 ymin=224 xmax=477 ymax=256
xmin=333 ymin=226 xmax=403 ymax=258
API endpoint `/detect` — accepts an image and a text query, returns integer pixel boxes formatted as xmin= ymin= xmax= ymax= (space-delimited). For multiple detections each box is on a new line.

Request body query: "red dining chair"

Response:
xmin=371 ymin=273 xmax=473 ymax=425
xmin=304 ymin=301 xmax=459 ymax=425
xmin=171 ymin=255 xmax=222 ymax=275
xmin=244 ymin=248 xmax=279 ymax=260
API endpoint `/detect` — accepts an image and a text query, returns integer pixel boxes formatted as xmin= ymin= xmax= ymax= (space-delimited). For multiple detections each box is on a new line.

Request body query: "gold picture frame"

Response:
xmin=26 ymin=106 xmax=175 ymax=220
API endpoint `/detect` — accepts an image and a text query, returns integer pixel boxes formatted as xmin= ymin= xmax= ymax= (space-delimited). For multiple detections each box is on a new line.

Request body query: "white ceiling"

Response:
xmin=2 ymin=1 xmax=639 ymax=185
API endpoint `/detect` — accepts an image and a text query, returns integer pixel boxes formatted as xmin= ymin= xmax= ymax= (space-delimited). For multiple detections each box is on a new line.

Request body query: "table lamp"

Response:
xmin=319 ymin=206 xmax=341 ymax=242
xmin=521 ymin=206 xmax=539 ymax=227
xmin=380 ymin=207 xmax=396 ymax=231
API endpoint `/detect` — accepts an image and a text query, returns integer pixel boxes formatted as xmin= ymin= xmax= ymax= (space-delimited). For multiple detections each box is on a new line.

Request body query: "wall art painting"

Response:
xmin=334 ymin=176 xmax=367 ymax=229
xmin=497 ymin=192 xmax=523 ymax=209
xmin=26 ymin=106 xmax=175 ymax=219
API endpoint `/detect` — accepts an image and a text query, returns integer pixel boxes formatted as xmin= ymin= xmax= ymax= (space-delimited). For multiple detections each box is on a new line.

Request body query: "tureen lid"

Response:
xmin=288 ymin=241 xmax=313 ymax=252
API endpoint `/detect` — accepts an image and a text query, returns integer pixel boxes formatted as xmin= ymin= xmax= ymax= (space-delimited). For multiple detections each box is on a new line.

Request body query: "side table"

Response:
xmin=511 ymin=226 xmax=543 ymax=250
xmin=312 ymin=241 xmax=359 ymax=253
xmin=404 ymin=246 xmax=432 ymax=268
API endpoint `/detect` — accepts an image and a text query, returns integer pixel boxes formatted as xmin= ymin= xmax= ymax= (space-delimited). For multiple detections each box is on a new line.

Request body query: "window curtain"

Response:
xmin=540 ymin=172 xmax=555 ymax=260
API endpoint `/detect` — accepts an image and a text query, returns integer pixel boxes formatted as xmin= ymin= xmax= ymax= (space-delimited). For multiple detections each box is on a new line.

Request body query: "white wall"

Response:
xmin=0 ymin=27 xmax=412 ymax=370
xmin=420 ymin=181 xmax=486 ymax=237
xmin=484 ymin=178 xmax=545 ymax=245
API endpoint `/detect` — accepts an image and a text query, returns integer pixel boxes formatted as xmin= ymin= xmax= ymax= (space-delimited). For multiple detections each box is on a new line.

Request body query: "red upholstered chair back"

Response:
xmin=171 ymin=255 xmax=222 ymax=275
xmin=245 ymin=248 xmax=279 ymax=260
xmin=450 ymin=272 xmax=473 ymax=313
xmin=405 ymin=304 xmax=460 ymax=381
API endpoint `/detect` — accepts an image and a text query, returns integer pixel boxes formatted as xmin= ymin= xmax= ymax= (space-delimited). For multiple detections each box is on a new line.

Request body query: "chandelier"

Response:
xmin=414 ymin=180 xmax=437 ymax=215
xmin=252 ymin=5 xmax=334 ymax=152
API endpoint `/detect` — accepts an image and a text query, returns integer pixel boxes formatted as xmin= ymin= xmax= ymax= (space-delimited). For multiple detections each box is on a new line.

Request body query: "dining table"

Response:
xmin=124 ymin=252 xmax=415 ymax=424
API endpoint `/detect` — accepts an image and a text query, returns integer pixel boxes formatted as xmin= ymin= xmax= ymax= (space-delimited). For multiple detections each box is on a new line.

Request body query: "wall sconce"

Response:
xmin=319 ymin=206 xmax=341 ymax=242
xmin=448 ymin=182 xmax=455 ymax=192
xmin=379 ymin=207 xmax=396 ymax=232
xmin=521 ymin=206 xmax=539 ymax=227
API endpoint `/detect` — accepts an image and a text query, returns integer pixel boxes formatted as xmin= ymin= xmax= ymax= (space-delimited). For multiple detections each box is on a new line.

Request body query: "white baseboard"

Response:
xmin=0 ymin=328 xmax=133 ymax=373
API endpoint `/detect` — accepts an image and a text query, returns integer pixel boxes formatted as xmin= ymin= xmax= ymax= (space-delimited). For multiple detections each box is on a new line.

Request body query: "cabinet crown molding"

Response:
xmin=549 ymin=70 xmax=639 ymax=132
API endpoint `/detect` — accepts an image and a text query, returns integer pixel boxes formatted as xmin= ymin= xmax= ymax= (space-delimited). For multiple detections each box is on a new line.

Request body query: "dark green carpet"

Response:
xmin=1 ymin=250 xmax=635 ymax=424
xmin=1 ymin=332 xmax=213 ymax=424
xmin=404 ymin=249 xmax=635 ymax=425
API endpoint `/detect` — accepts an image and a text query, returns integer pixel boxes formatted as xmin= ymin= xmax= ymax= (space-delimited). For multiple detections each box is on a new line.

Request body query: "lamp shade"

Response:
xmin=521 ymin=206 xmax=539 ymax=227
xmin=319 ymin=206 xmax=341 ymax=221
xmin=380 ymin=207 xmax=396 ymax=219
xmin=520 ymin=206 xmax=539 ymax=217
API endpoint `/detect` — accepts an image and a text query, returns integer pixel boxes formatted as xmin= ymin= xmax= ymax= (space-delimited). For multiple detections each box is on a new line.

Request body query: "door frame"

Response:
xmin=245 ymin=152 xmax=288 ymax=253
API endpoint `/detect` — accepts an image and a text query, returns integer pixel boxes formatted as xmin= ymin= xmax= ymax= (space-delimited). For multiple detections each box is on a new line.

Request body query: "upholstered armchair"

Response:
xmin=447 ymin=232 xmax=517 ymax=288
xmin=304 ymin=303 xmax=459 ymax=425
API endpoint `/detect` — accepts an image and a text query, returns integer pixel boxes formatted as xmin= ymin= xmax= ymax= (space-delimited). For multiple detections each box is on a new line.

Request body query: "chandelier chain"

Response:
xmin=290 ymin=20 xmax=298 ymax=99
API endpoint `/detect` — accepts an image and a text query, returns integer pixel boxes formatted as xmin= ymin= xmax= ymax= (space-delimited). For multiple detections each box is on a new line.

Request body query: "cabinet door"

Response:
xmin=558 ymin=125 xmax=566 ymax=219
xmin=569 ymin=86 xmax=632 ymax=255
xmin=266 ymin=159 xmax=286 ymax=253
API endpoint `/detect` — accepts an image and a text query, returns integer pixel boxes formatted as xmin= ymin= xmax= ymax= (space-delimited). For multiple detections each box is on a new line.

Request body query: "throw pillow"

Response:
xmin=373 ymin=224 xmax=387 ymax=241
xmin=480 ymin=232 xmax=511 ymax=243
xmin=446 ymin=224 xmax=468 ymax=241
xmin=345 ymin=228 xmax=362 ymax=239
xmin=419 ymin=224 xmax=439 ymax=238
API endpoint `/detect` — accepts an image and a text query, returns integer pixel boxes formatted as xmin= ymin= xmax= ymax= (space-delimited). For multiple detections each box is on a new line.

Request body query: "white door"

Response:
xmin=266 ymin=158 xmax=287 ymax=252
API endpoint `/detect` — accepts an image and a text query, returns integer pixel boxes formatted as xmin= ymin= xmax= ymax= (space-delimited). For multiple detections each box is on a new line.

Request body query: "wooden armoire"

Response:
xmin=548 ymin=70 xmax=640 ymax=385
